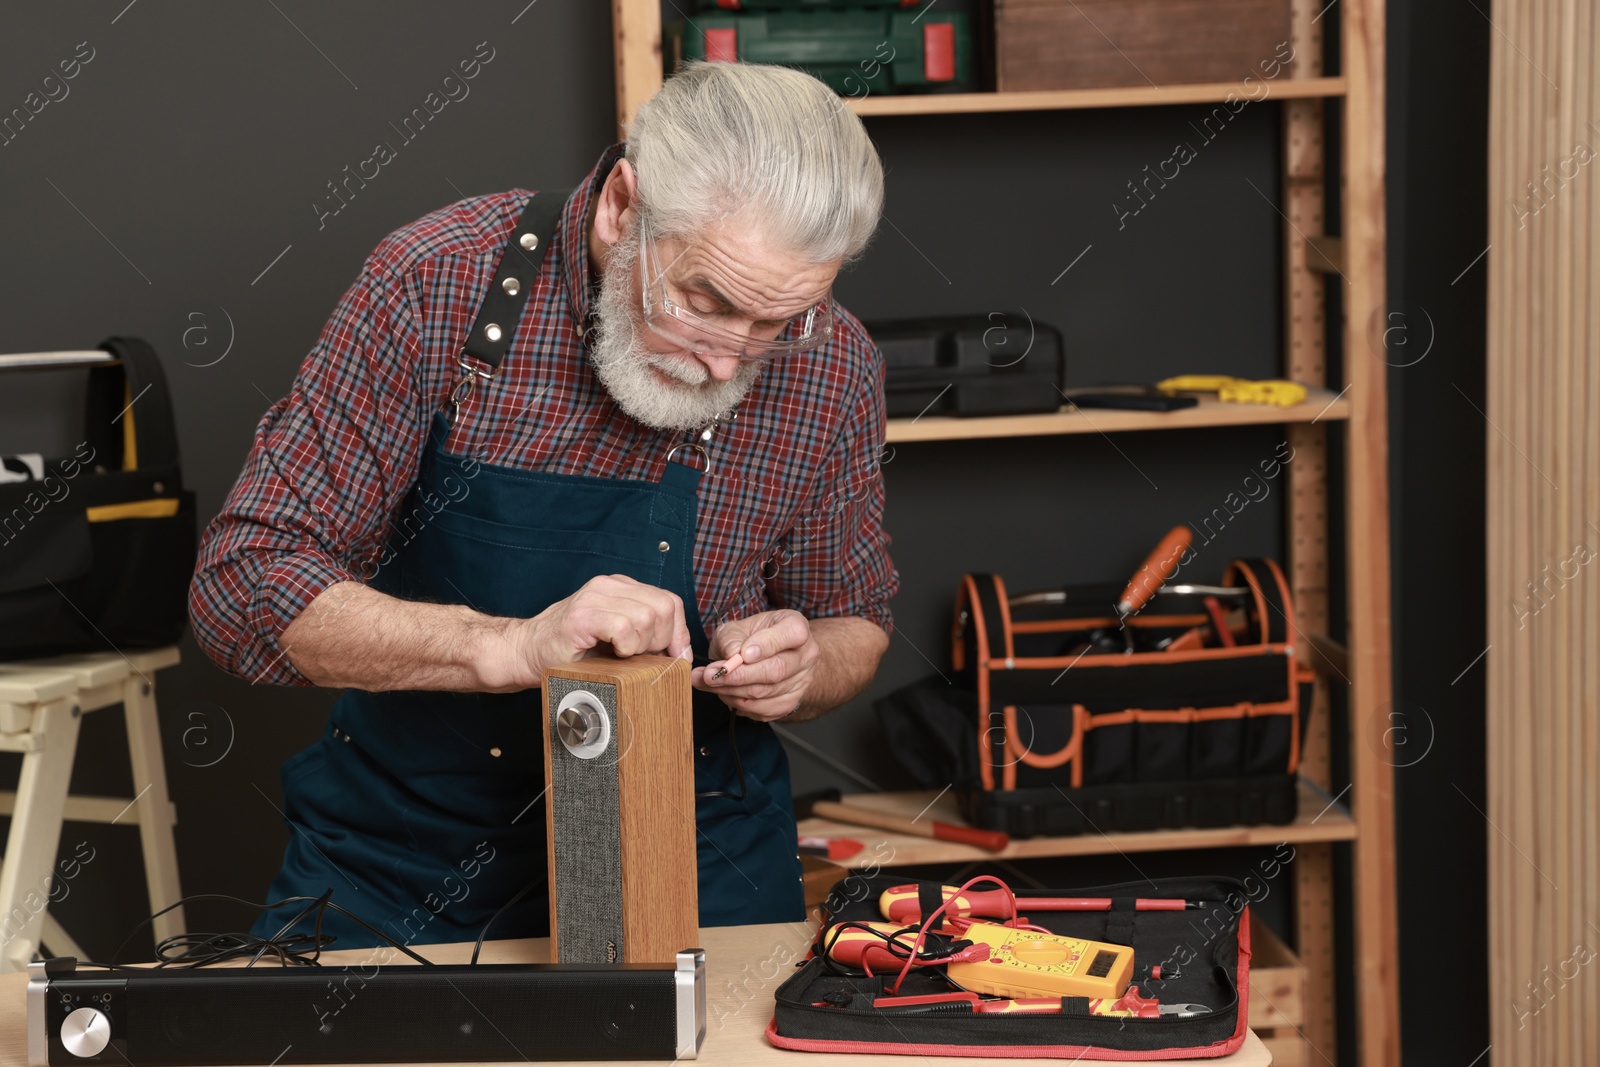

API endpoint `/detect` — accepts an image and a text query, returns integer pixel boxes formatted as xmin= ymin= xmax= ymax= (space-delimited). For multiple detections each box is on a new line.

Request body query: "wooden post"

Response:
xmin=1281 ymin=0 xmax=1337 ymax=1053
xmin=1341 ymin=0 xmax=1401 ymax=1060
xmin=611 ymin=0 xmax=664 ymax=136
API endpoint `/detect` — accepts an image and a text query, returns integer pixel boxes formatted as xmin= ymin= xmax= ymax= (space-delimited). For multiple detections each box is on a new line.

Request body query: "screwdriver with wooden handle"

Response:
xmin=801 ymin=795 xmax=1010 ymax=852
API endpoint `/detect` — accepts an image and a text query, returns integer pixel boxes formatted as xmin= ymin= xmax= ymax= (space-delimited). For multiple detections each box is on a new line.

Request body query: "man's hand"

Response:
xmin=691 ymin=612 xmax=888 ymax=723
xmin=692 ymin=609 xmax=819 ymax=721
xmin=481 ymin=574 xmax=693 ymax=691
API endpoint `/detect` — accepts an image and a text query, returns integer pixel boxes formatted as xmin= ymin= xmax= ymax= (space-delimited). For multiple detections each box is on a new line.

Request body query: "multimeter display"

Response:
xmin=948 ymin=922 xmax=1136 ymax=1001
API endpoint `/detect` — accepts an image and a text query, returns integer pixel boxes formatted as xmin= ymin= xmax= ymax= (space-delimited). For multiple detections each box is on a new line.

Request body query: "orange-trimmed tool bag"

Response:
xmin=876 ymin=557 xmax=1314 ymax=838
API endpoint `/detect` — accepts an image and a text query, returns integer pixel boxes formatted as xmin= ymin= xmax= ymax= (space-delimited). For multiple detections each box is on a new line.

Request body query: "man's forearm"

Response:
xmin=278 ymin=581 xmax=518 ymax=692
xmin=789 ymin=616 xmax=890 ymax=722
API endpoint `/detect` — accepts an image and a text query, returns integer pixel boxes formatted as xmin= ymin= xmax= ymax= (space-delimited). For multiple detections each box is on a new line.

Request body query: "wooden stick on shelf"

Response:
xmin=846 ymin=77 xmax=1347 ymax=117
xmin=886 ymin=386 xmax=1351 ymax=443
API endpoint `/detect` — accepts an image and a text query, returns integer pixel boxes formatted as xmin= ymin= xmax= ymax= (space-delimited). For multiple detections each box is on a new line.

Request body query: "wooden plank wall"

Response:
xmin=1487 ymin=0 xmax=1600 ymax=1061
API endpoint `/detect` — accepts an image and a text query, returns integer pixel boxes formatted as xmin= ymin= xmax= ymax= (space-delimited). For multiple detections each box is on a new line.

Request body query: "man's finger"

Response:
xmin=597 ymin=587 xmax=690 ymax=660
xmin=738 ymin=610 xmax=810 ymax=663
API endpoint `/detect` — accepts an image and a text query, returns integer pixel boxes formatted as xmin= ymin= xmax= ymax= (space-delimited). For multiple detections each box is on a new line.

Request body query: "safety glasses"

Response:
xmin=636 ymin=213 xmax=834 ymax=360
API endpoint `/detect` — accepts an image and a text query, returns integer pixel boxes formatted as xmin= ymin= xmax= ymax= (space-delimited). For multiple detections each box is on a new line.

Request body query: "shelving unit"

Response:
xmin=609 ymin=1 xmax=1395 ymax=1061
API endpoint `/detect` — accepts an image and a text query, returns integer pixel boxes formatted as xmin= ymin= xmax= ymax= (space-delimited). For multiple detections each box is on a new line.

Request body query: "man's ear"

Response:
xmin=592 ymin=158 xmax=639 ymax=248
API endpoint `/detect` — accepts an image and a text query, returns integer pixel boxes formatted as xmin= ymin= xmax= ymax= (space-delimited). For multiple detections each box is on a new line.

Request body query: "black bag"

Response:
xmin=868 ymin=313 xmax=1065 ymax=419
xmin=0 ymin=338 xmax=197 ymax=660
xmin=877 ymin=558 xmax=1314 ymax=837
xmin=769 ymin=873 xmax=1253 ymax=1057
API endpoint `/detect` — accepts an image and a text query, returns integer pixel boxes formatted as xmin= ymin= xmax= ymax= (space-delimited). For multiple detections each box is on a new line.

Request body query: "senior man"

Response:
xmin=190 ymin=61 xmax=896 ymax=948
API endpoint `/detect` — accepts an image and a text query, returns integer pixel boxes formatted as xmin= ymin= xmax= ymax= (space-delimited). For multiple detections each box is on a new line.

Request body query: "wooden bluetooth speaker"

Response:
xmin=541 ymin=655 xmax=698 ymax=964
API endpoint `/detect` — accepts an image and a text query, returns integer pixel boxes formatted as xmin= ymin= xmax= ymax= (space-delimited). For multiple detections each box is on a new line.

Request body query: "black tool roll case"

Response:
xmin=876 ymin=556 xmax=1315 ymax=838
xmin=867 ymin=313 xmax=1064 ymax=419
xmin=0 ymin=338 xmax=197 ymax=659
xmin=767 ymin=873 xmax=1252 ymax=1058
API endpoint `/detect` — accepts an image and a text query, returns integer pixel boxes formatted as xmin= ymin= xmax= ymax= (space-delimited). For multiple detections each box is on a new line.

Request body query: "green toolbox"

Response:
xmin=668 ymin=7 xmax=975 ymax=96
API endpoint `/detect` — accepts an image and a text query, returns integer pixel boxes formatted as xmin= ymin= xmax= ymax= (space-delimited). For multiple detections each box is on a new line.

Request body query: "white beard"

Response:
xmin=586 ymin=228 xmax=763 ymax=432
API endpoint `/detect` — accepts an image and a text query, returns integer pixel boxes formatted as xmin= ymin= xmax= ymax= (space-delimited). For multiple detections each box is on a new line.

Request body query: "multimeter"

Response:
xmin=947 ymin=922 xmax=1135 ymax=1001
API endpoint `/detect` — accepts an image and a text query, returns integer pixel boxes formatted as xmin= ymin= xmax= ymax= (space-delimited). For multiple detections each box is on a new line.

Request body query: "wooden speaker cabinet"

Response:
xmin=541 ymin=655 xmax=698 ymax=964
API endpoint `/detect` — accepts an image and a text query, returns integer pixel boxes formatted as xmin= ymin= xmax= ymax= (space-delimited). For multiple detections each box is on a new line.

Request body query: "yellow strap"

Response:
xmin=85 ymin=498 xmax=178 ymax=522
xmin=121 ymin=380 xmax=138 ymax=470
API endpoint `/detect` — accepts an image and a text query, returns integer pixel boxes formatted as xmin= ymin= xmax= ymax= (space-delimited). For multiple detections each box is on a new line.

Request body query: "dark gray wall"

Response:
xmin=0 ymin=4 xmax=1488 ymax=1062
xmin=0 ymin=0 xmax=617 ymax=955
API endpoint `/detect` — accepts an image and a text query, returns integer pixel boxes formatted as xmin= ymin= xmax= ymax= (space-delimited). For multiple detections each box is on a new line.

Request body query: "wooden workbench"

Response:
xmin=1 ymin=923 xmax=1270 ymax=1065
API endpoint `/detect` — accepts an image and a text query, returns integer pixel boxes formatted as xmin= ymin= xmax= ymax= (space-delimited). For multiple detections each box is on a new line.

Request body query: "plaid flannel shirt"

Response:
xmin=191 ymin=144 xmax=898 ymax=686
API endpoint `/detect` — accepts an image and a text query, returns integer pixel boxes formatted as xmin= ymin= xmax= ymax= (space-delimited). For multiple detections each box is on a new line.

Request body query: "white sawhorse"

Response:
xmin=0 ymin=646 xmax=185 ymax=972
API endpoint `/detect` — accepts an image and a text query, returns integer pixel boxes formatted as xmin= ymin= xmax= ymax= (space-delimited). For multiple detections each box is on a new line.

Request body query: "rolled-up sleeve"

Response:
xmin=189 ymin=262 xmax=433 ymax=686
xmin=765 ymin=350 xmax=899 ymax=634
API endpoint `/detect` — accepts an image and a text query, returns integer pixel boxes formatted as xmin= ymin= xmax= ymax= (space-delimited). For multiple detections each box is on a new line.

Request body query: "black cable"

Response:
xmin=814 ymin=921 xmax=971 ymax=978
xmin=88 ymin=892 xmax=437 ymax=969
xmin=469 ymin=875 xmax=546 ymax=965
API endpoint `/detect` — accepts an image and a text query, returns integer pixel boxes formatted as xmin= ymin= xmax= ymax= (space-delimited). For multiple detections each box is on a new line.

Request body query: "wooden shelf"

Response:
xmin=614 ymin=0 xmax=1395 ymax=1055
xmin=797 ymin=778 xmax=1354 ymax=868
xmin=886 ymin=386 xmax=1349 ymax=443
xmin=846 ymin=77 xmax=1346 ymax=117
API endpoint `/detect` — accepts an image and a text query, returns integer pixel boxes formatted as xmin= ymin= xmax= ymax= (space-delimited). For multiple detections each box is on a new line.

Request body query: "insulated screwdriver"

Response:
xmin=879 ymin=883 xmax=1198 ymax=924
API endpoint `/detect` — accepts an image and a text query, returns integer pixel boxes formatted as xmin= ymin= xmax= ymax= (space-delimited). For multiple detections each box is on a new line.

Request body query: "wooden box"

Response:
xmin=993 ymin=0 xmax=1292 ymax=92
xmin=1249 ymin=914 xmax=1308 ymax=1067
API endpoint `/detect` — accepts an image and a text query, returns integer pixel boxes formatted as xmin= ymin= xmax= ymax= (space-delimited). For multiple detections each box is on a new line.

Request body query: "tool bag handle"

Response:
xmin=0 ymin=339 xmax=181 ymax=476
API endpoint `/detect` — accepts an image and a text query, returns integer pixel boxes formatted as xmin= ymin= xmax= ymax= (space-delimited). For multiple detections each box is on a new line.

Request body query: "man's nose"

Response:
xmin=698 ymin=349 xmax=743 ymax=382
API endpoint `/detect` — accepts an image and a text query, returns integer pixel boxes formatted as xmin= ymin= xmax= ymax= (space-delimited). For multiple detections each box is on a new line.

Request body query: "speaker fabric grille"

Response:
xmin=545 ymin=677 xmax=625 ymax=963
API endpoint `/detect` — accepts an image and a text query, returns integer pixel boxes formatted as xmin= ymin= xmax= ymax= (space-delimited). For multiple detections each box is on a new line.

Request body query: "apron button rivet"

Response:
xmin=501 ymin=276 xmax=520 ymax=295
xmin=484 ymin=323 xmax=503 ymax=342
xmin=342 ymin=734 xmax=351 ymax=743
xmin=489 ymin=746 xmax=503 ymax=757
xmin=519 ymin=232 xmax=539 ymax=251
xmin=659 ymin=541 xmax=670 ymax=552
xmin=698 ymin=746 xmax=710 ymax=756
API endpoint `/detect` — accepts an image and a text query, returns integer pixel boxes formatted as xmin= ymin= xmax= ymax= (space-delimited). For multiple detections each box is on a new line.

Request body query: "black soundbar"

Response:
xmin=28 ymin=951 xmax=705 ymax=1065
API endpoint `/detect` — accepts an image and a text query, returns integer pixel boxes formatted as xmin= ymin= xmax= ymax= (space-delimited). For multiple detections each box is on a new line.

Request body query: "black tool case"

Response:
xmin=767 ymin=874 xmax=1252 ymax=1058
xmin=867 ymin=313 xmax=1065 ymax=419
xmin=0 ymin=339 xmax=197 ymax=660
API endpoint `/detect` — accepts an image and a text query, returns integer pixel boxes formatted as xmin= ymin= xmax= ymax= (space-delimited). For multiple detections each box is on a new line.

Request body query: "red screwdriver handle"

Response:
xmin=931 ymin=821 xmax=1011 ymax=852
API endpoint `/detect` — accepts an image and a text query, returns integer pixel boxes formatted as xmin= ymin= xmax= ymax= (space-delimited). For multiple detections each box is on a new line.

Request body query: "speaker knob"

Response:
xmin=61 ymin=1007 xmax=111 ymax=1058
xmin=557 ymin=705 xmax=603 ymax=748
xmin=554 ymin=690 xmax=611 ymax=759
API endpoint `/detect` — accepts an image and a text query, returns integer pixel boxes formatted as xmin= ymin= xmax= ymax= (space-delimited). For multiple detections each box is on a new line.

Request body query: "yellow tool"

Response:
xmin=946 ymin=922 xmax=1135 ymax=1001
xmin=1156 ymin=375 xmax=1308 ymax=407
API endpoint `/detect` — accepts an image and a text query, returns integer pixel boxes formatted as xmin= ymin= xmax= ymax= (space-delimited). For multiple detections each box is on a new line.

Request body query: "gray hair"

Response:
xmin=625 ymin=61 xmax=884 ymax=265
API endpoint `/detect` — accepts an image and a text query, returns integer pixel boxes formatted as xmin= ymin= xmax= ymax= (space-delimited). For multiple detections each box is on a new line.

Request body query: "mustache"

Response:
xmin=637 ymin=352 xmax=710 ymax=386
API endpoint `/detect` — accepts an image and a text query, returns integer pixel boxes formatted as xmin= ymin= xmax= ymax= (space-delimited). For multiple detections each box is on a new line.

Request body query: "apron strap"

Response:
xmin=461 ymin=188 xmax=571 ymax=374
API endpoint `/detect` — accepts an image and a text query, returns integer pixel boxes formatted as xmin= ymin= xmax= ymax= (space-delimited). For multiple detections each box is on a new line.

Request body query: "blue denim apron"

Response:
xmin=252 ymin=194 xmax=804 ymax=950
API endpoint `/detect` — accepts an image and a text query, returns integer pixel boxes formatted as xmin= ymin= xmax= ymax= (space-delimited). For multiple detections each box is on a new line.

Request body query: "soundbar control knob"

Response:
xmin=61 ymin=1007 xmax=111 ymax=1058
